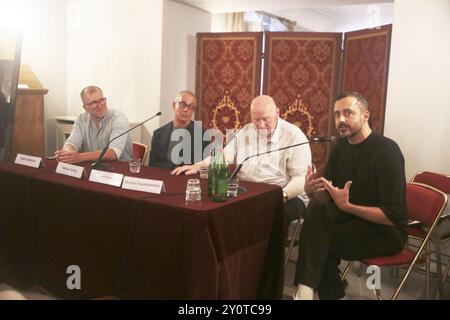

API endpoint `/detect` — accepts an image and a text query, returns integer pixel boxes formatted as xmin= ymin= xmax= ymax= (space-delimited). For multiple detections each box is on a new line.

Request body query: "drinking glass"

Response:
xmin=227 ymin=177 xmax=239 ymax=198
xmin=199 ymin=166 xmax=208 ymax=179
xmin=185 ymin=178 xmax=201 ymax=205
xmin=129 ymin=158 xmax=141 ymax=173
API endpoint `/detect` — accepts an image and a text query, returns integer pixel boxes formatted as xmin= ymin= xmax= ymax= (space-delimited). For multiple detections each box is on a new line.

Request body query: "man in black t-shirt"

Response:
xmin=293 ymin=91 xmax=407 ymax=300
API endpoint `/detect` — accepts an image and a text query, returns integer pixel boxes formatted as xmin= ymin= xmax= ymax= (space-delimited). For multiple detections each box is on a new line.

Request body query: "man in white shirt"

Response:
xmin=55 ymin=86 xmax=133 ymax=164
xmin=171 ymin=95 xmax=311 ymax=225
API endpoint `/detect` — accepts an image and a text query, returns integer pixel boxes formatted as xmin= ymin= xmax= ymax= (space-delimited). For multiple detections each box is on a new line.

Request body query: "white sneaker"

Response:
xmin=292 ymin=285 xmax=314 ymax=300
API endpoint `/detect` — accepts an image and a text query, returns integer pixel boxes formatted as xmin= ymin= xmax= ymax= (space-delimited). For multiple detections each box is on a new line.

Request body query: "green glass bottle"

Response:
xmin=212 ymin=148 xmax=228 ymax=202
xmin=207 ymin=148 xmax=216 ymax=197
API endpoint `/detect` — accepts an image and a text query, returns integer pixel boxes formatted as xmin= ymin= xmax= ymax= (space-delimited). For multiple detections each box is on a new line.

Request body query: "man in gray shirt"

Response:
xmin=55 ymin=86 xmax=133 ymax=164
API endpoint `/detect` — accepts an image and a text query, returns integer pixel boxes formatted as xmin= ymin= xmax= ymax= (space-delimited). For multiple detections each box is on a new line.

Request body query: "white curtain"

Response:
xmin=227 ymin=12 xmax=245 ymax=32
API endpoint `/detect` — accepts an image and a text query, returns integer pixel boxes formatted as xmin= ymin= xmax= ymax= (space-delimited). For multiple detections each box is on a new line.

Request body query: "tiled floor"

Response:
xmin=283 ymin=240 xmax=450 ymax=300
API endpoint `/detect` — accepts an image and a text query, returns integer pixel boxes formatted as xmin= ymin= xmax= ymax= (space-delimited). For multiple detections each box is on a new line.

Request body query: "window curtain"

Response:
xmin=227 ymin=12 xmax=245 ymax=32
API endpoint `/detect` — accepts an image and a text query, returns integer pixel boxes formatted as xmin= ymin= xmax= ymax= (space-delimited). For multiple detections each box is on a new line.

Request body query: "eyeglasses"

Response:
xmin=85 ymin=97 xmax=107 ymax=108
xmin=177 ymin=101 xmax=196 ymax=111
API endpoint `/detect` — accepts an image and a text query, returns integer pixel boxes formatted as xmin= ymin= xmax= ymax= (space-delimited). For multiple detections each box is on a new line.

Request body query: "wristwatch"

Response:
xmin=283 ymin=191 xmax=288 ymax=202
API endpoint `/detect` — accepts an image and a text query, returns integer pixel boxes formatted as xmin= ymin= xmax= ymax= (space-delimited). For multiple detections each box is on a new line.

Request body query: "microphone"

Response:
xmin=308 ymin=136 xmax=336 ymax=142
xmin=228 ymin=136 xmax=336 ymax=180
xmin=91 ymin=111 xmax=162 ymax=168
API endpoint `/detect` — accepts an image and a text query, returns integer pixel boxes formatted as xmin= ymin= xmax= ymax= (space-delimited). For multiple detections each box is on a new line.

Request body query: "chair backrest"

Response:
xmin=132 ymin=142 xmax=148 ymax=163
xmin=412 ymin=171 xmax=450 ymax=217
xmin=412 ymin=171 xmax=450 ymax=194
xmin=407 ymin=182 xmax=447 ymax=227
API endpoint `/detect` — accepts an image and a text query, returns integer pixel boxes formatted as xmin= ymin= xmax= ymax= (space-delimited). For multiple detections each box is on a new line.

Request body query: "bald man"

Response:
xmin=172 ymin=95 xmax=312 ymax=226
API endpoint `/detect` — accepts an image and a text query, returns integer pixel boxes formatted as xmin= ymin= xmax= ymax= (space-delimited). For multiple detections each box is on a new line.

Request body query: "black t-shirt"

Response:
xmin=325 ymin=132 xmax=408 ymax=240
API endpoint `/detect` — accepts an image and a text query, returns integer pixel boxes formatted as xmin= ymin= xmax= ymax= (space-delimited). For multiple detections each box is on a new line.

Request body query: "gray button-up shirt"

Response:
xmin=65 ymin=108 xmax=133 ymax=162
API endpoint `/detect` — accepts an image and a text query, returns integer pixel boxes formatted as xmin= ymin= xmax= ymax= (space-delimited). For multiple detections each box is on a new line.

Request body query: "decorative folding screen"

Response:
xmin=196 ymin=27 xmax=392 ymax=172
xmin=195 ymin=32 xmax=263 ymax=134
xmin=263 ymin=32 xmax=342 ymax=174
xmin=341 ymin=25 xmax=392 ymax=134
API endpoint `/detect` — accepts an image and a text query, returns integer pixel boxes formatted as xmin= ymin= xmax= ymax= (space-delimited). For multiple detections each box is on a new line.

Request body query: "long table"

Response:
xmin=0 ymin=160 xmax=284 ymax=299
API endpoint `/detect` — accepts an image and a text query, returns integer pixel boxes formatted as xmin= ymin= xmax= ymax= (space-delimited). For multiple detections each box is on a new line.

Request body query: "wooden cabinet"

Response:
xmin=10 ymin=64 xmax=47 ymax=159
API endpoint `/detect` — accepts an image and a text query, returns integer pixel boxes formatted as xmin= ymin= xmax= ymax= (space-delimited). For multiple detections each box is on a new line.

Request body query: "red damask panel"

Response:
xmin=196 ymin=32 xmax=263 ymax=134
xmin=341 ymin=25 xmax=392 ymax=134
xmin=263 ymin=32 xmax=342 ymax=174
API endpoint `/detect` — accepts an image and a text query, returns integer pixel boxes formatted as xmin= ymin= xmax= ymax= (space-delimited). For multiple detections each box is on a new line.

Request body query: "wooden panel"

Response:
xmin=196 ymin=32 xmax=263 ymax=134
xmin=341 ymin=25 xmax=392 ymax=134
xmin=11 ymin=93 xmax=45 ymax=157
xmin=263 ymin=32 xmax=342 ymax=175
xmin=17 ymin=64 xmax=48 ymax=94
xmin=10 ymin=64 xmax=47 ymax=159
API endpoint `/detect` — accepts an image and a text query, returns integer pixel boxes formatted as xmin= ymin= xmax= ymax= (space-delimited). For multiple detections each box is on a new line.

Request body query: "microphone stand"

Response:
xmin=228 ymin=136 xmax=335 ymax=180
xmin=91 ymin=112 xmax=161 ymax=169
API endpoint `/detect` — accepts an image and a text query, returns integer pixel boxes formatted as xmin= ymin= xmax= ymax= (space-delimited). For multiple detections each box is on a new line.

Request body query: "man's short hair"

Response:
xmin=173 ymin=90 xmax=196 ymax=104
xmin=80 ymin=86 xmax=103 ymax=103
xmin=335 ymin=91 xmax=369 ymax=112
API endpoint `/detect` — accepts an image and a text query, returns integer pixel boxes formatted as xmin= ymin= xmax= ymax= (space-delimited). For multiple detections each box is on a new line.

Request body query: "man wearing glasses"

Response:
xmin=55 ymin=86 xmax=133 ymax=164
xmin=150 ymin=90 xmax=207 ymax=168
xmin=172 ymin=95 xmax=311 ymax=228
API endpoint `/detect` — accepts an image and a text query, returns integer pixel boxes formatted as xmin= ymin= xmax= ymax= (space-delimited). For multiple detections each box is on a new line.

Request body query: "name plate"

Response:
xmin=56 ymin=162 xmax=85 ymax=179
xmin=14 ymin=153 xmax=43 ymax=168
xmin=122 ymin=176 xmax=166 ymax=194
xmin=89 ymin=169 xmax=124 ymax=187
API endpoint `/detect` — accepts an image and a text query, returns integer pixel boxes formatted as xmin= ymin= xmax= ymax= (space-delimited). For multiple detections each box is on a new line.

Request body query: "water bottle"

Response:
xmin=212 ymin=148 xmax=228 ymax=202
xmin=207 ymin=148 xmax=216 ymax=197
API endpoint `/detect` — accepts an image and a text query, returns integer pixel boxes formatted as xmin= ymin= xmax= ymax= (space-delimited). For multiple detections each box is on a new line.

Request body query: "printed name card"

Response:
xmin=89 ymin=169 xmax=124 ymax=187
xmin=55 ymin=162 xmax=85 ymax=179
xmin=122 ymin=176 xmax=166 ymax=194
xmin=14 ymin=153 xmax=43 ymax=168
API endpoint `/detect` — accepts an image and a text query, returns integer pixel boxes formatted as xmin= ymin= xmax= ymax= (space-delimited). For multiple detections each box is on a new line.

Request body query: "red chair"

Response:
xmin=132 ymin=142 xmax=148 ymax=164
xmin=410 ymin=171 xmax=450 ymax=298
xmin=341 ymin=182 xmax=447 ymax=300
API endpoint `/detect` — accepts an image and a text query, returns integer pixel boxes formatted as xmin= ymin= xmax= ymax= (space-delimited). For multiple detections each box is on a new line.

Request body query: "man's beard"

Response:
xmin=338 ymin=123 xmax=362 ymax=138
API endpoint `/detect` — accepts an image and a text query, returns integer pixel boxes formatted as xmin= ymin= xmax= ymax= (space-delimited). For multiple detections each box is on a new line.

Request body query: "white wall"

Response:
xmin=3 ymin=0 xmax=68 ymax=155
xmin=160 ymin=1 xmax=211 ymax=126
xmin=385 ymin=0 xmax=450 ymax=179
xmin=211 ymin=13 xmax=228 ymax=32
xmin=67 ymin=0 xmax=163 ymax=148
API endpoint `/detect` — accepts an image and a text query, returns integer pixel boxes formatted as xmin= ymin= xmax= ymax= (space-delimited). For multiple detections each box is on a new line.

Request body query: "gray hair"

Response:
xmin=80 ymin=86 xmax=103 ymax=103
xmin=173 ymin=90 xmax=196 ymax=104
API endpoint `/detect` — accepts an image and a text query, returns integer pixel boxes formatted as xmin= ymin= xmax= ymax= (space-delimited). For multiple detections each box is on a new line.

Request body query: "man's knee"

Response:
xmin=284 ymin=198 xmax=306 ymax=224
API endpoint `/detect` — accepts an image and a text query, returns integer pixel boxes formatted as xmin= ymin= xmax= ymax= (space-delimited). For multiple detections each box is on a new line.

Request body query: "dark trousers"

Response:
xmin=284 ymin=197 xmax=306 ymax=232
xmin=294 ymin=195 xmax=404 ymax=299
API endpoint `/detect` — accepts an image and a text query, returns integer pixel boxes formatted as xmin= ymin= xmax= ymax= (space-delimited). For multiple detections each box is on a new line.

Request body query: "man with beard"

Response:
xmin=293 ymin=91 xmax=408 ymax=300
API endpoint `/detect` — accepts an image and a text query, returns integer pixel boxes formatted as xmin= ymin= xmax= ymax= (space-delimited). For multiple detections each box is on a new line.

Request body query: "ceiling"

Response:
xmin=172 ymin=0 xmax=393 ymax=14
xmin=172 ymin=0 xmax=394 ymax=32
